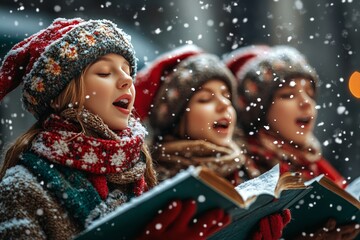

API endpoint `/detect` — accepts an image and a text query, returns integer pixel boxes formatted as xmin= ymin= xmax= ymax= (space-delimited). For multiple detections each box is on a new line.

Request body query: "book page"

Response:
xmin=346 ymin=176 xmax=360 ymax=200
xmin=235 ymin=164 xmax=280 ymax=201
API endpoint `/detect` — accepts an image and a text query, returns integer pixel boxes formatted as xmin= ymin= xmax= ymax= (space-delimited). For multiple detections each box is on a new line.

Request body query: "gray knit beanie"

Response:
xmin=150 ymin=53 xmax=237 ymax=136
xmin=225 ymin=45 xmax=318 ymax=133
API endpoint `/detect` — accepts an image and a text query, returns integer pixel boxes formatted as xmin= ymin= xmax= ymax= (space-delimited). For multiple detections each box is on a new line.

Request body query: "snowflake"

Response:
xmin=30 ymin=76 xmax=45 ymax=92
xmin=83 ymin=148 xmax=98 ymax=164
xmin=59 ymin=42 xmax=78 ymax=60
xmin=66 ymin=159 xmax=73 ymax=166
xmin=88 ymin=140 xmax=101 ymax=147
xmin=45 ymin=58 xmax=61 ymax=75
xmin=59 ymin=131 xmax=73 ymax=138
xmin=52 ymin=139 xmax=69 ymax=156
xmin=110 ymin=149 xmax=125 ymax=166
xmin=78 ymin=30 xmax=96 ymax=46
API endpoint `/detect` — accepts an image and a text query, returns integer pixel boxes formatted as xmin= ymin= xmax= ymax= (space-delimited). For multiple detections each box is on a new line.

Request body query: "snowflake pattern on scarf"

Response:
xmin=31 ymin=113 xmax=146 ymax=175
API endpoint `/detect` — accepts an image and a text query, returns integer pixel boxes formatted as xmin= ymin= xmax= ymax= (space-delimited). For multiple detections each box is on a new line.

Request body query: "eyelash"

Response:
xmin=197 ymin=93 xmax=231 ymax=103
xmin=98 ymin=73 xmax=110 ymax=77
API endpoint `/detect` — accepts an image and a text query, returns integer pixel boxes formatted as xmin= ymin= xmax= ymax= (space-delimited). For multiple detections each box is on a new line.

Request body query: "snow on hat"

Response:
xmin=0 ymin=18 xmax=137 ymax=119
xmin=224 ymin=45 xmax=319 ymax=133
xmin=224 ymin=45 xmax=270 ymax=80
xmin=134 ymin=44 xmax=237 ymax=136
xmin=134 ymin=44 xmax=203 ymax=121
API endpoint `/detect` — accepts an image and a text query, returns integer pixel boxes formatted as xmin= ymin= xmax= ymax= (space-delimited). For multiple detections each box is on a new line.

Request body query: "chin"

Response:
xmin=109 ymin=123 xmax=129 ymax=131
xmin=215 ymin=140 xmax=232 ymax=148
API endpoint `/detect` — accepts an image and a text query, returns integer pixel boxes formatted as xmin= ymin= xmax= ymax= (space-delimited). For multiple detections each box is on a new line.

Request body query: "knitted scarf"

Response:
xmin=153 ymin=137 xmax=260 ymax=185
xmin=30 ymin=108 xmax=148 ymax=199
xmin=20 ymin=152 xmax=102 ymax=227
xmin=246 ymin=129 xmax=323 ymax=180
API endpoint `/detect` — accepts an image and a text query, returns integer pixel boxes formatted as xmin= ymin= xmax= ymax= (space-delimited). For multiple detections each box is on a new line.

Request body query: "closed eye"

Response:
xmin=98 ymin=73 xmax=111 ymax=77
xmin=280 ymin=93 xmax=293 ymax=99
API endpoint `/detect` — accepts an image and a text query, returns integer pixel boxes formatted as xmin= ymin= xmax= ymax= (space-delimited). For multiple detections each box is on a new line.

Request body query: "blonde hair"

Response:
xmin=0 ymin=68 xmax=157 ymax=187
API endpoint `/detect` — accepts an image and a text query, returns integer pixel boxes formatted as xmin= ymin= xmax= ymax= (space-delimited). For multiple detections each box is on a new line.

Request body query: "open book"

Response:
xmin=283 ymin=174 xmax=360 ymax=239
xmin=75 ymin=165 xmax=309 ymax=240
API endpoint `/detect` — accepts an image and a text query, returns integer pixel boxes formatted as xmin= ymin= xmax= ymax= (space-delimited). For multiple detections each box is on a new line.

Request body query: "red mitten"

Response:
xmin=281 ymin=209 xmax=291 ymax=226
xmin=137 ymin=199 xmax=231 ymax=240
xmin=251 ymin=209 xmax=292 ymax=240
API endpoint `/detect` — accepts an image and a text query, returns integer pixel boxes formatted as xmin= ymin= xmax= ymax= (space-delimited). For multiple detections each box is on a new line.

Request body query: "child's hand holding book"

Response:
xmin=137 ymin=199 xmax=231 ymax=240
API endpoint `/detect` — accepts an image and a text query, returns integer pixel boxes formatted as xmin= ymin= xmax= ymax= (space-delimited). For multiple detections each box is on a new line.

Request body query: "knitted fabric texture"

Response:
xmin=245 ymin=129 xmax=345 ymax=187
xmin=30 ymin=109 xmax=148 ymax=199
xmin=20 ymin=152 xmax=102 ymax=227
xmin=0 ymin=18 xmax=137 ymax=119
xmin=0 ymin=165 xmax=81 ymax=239
xmin=153 ymin=138 xmax=260 ymax=185
xmin=134 ymin=44 xmax=203 ymax=120
xmin=224 ymin=45 xmax=319 ymax=132
xmin=30 ymin=109 xmax=146 ymax=174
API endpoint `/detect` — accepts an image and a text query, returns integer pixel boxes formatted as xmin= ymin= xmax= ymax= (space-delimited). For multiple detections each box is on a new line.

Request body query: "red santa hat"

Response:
xmin=134 ymin=45 xmax=237 ymax=136
xmin=134 ymin=44 xmax=203 ymax=120
xmin=223 ymin=45 xmax=319 ymax=133
xmin=223 ymin=45 xmax=270 ymax=81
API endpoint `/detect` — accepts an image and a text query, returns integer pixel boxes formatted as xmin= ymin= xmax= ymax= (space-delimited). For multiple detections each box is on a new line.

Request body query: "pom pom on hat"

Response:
xmin=0 ymin=18 xmax=137 ymax=119
xmin=134 ymin=44 xmax=203 ymax=120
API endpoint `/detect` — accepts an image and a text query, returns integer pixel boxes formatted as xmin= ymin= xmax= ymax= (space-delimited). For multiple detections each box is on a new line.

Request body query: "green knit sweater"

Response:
xmin=0 ymin=152 xmax=126 ymax=239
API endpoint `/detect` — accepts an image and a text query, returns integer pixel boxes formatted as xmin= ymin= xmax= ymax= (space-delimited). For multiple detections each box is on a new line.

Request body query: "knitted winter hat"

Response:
xmin=224 ymin=45 xmax=319 ymax=133
xmin=0 ymin=18 xmax=137 ymax=119
xmin=134 ymin=45 xmax=237 ymax=136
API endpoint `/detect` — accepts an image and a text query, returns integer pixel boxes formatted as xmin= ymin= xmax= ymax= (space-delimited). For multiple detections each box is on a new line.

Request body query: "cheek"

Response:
xmin=185 ymin=106 xmax=213 ymax=136
xmin=229 ymin=107 xmax=237 ymax=123
xmin=189 ymin=105 xmax=214 ymax=125
xmin=267 ymin=103 xmax=287 ymax=124
xmin=129 ymin=86 xmax=136 ymax=108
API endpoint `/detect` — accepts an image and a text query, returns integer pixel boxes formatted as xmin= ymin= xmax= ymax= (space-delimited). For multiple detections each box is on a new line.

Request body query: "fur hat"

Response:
xmin=0 ymin=18 xmax=137 ymax=119
xmin=224 ymin=45 xmax=319 ymax=133
xmin=134 ymin=45 xmax=237 ymax=136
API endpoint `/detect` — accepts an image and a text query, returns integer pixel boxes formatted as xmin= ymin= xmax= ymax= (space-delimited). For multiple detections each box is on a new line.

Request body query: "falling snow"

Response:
xmin=0 ymin=2 xmax=360 ymax=237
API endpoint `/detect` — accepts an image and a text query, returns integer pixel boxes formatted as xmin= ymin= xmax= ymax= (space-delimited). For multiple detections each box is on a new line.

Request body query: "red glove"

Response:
xmin=137 ymin=199 xmax=231 ymax=240
xmin=252 ymin=209 xmax=291 ymax=240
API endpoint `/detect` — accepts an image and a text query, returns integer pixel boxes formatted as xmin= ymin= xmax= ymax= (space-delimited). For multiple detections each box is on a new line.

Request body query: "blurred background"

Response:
xmin=0 ymin=0 xmax=359 ymax=181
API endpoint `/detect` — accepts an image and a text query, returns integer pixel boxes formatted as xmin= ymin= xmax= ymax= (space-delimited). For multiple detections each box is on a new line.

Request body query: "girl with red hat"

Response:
xmin=224 ymin=45 xmax=359 ymax=239
xmin=134 ymin=44 xmax=292 ymax=240
xmin=0 ymin=19 xmax=229 ymax=239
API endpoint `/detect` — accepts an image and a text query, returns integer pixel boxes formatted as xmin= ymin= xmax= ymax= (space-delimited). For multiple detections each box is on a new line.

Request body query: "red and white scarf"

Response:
xmin=30 ymin=108 xmax=148 ymax=199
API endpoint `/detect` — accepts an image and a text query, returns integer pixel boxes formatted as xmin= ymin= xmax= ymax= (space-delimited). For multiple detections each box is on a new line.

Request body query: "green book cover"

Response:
xmin=283 ymin=175 xmax=360 ymax=239
xmin=209 ymin=176 xmax=311 ymax=239
xmin=75 ymin=165 xmax=309 ymax=240
xmin=74 ymin=166 xmax=245 ymax=240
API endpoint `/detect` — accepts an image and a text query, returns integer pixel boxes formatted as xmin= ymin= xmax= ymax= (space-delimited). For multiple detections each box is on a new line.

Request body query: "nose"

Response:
xmin=117 ymin=74 xmax=133 ymax=90
xmin=298 ymin=92 xmax=312 ymax=108
xmin=216 ymin=96 xmax=232 ymax=112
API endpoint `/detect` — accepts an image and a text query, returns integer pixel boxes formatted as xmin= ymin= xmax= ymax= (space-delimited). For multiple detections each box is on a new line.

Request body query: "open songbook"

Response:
xmin=283 ymin=174 xmax=360 ymax=239
xmin=75 ymin=164 xmax=312 ymax=240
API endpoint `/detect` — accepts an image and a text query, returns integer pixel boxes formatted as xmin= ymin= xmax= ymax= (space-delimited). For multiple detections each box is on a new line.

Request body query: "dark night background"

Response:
xmin=0 ymin=0 xmax=359 ymax=181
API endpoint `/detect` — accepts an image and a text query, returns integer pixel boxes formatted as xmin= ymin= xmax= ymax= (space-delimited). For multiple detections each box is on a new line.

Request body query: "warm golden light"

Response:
xmin=348 ymin=71 xmax=360 ymax=98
